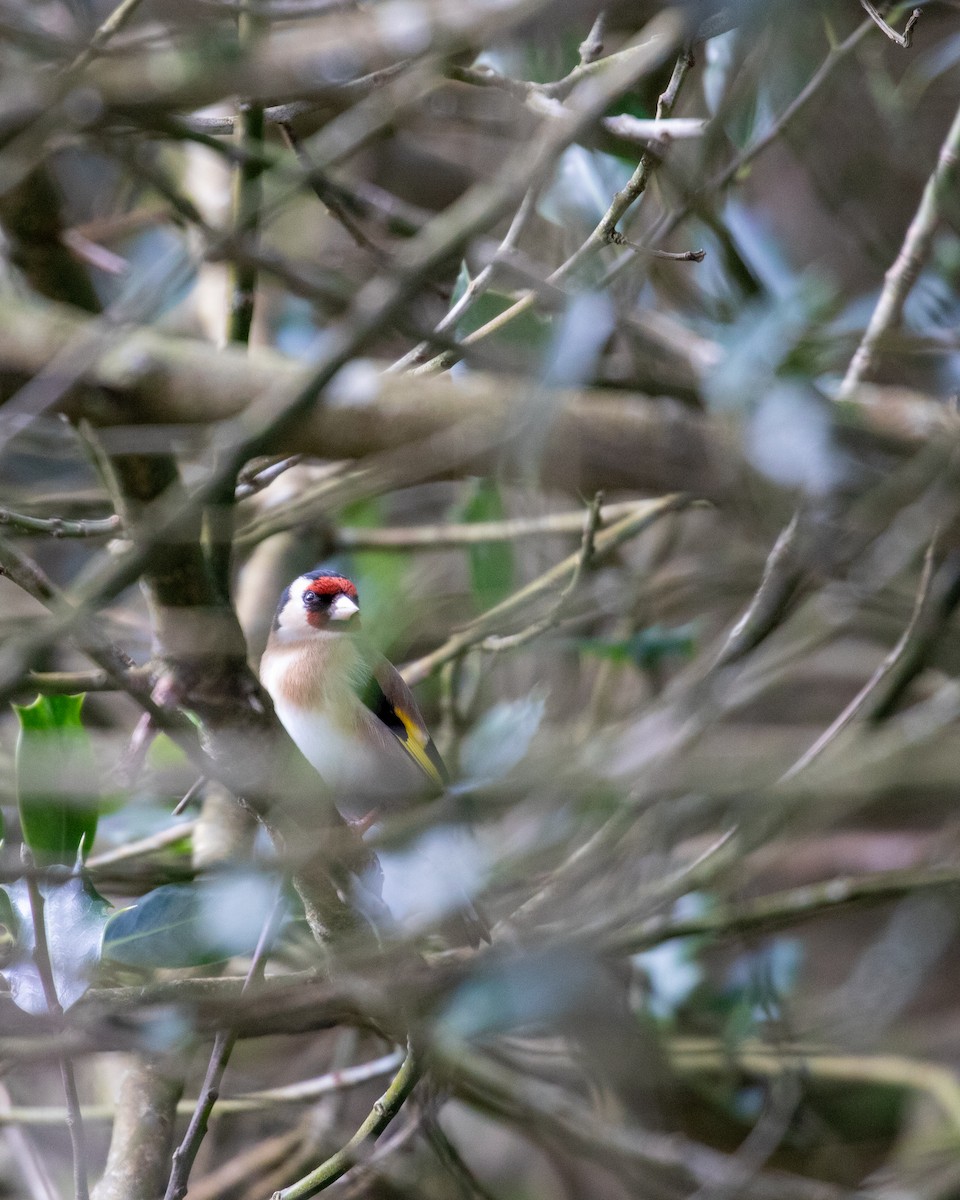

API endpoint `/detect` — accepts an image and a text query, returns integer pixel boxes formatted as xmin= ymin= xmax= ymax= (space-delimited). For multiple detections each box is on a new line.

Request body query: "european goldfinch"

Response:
xmin=260 ymin=570 xmax=488 ymax=944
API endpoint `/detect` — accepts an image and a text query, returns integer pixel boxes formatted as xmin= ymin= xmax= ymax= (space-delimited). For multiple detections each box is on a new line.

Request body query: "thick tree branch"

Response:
xmin=0 ymin=295 xmax=955 ymax=507
xmin=91 ymin=1057 xmax=182 ymax=1200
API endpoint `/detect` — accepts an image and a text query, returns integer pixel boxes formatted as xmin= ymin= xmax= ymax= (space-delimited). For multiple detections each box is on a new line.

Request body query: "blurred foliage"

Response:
xmin=1 ymin=1 xmax=960 ymax=1198
xmin=457 ymin=478 xmax=517 ymax=613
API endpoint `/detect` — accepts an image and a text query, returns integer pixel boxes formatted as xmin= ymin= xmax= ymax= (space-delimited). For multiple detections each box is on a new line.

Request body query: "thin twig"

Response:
xmin=713 ymin=512 xmax=803 ymax=669
xmin=0 ymin=1051 xmax=406 ymax=1125
xmin=63 ymin=0 xmax=148 ymax=74
xmin=227 ymin=73 xmax=265 ymax=346
xmin=606 ymin=860 xmax=960 ymax=956
xmin=333 ymin=501 xmax=650 ymax=548
xmin=164 ymin=890 xmax=287 ymax=1200
xmin=0 ymin=506 xmax=121 ymax=538
xmin=414 ymin=47 xmax=695 ymax=375
xmin=424 ymin=1116 xmax=500 ymax=1200
xmin=172 ymin=776 xmax=207 ymax=817
xmin=86 ymin=819 xmax=196 ymax=868
xmin=0 ymin=1080 xmax=62 ymax=1200
xmin=207 ymin=1 xmax=266 ymax=601
xmin=596 ymin=47 xmax=694 ymax=243
xmin=388 ymin=184 xmax=542 ymax=372
xmin=273 ymin=1048 xmax=421 ymax=1199
xmin=23 ymin=852 xmax=89 ymax=1200
xmin=840 ymin=94 xmax=960 ymax=397
xmin=482 ymin=491 xmax=605 ymax=652
xmin=605 ymin=231 xmax=705 ymax=262
xmin=781 ymin=537 xmax=938 ymax=780
xmin=670 ymin=1039 xmax=960 ymax=1135
xmin=279 ymin=123 xmax=384 ymax=254
xmin=334 ymin=1111 xmax=425 ymax=1199
xmin=865 ymin=550 xmax=960 ymax=721
xmin=577 ymin=12 xmax=606 ymax=66
xmin=402 ymin=494 xmax=694 ymax=684
xmin=0 ymin=534 xmax=145 ymax=690
xmin=187 ymin=1130 xmax=303 ymax=1200
xmin=859 ymin=0 xmax=921 ymax=47
xmin=235 ymin=456 xmax=305 ymax=500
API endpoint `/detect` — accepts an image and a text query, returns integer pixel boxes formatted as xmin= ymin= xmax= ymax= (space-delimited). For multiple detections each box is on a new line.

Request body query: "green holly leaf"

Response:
xmin=14 ymin=695 xmax=99 ymax=864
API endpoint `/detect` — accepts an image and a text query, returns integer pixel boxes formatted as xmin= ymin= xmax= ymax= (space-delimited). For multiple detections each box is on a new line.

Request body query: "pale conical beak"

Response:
xmin=329 ymin=594 xmax=360 ymax=622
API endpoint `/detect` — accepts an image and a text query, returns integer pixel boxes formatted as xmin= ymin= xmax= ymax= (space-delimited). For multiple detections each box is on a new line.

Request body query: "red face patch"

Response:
xmin=305 ymin=575 xmax=358 ymax=599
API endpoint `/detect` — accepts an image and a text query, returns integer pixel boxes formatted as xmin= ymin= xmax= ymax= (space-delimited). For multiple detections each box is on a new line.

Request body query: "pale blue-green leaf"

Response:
xmin=537 ymin=145 xmax=632 ymax=232
xmin=378 ymin=825 xmax=489 ymax=931
xmin=1 ymin=874 xmax=111 ymax=1014
xmin=450 ymin=260 xmax=470 ymax=310
xmin=438 ymin=948 xmax=607 ymax=1042
xmin=102 ymin=872 xmax=279 ymax=968
xmin=702 ymin=27 xmax=739 ymax=116
xmin=746 ymin=383 xmax=844 ymax=496
xmin=724 ymin=199 xmax=800 ymax=300
xmin=541 ymin=291 xmax=614 ymax=388
xmin=703 ymin=281 xmax=828 ymax=413
xmin=458 ymin=690 xmax=547 ymax=787
xmin=637 ymin=940 xmax=704 ymax=1021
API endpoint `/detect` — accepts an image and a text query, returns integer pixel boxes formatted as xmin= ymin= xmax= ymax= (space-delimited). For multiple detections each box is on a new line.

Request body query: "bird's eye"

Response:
xmin=303 ymin=591 xmax=328 ymax=609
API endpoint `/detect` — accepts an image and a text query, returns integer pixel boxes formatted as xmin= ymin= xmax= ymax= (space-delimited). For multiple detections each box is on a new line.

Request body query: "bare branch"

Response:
xmin=0 ymin=506 xmax=121 ymax=538
xmin=164 ymin=890 xmax=286 ymax=1200
xmin=858 ymin=1 xmax=921 ymax=48
xmin=402 ymin=495 xmax=694 ymax=684
xmin=841 ymin=96 xmax=960 ymax=397
xmin=273 ymin=1048 xmax=420 ymax=1199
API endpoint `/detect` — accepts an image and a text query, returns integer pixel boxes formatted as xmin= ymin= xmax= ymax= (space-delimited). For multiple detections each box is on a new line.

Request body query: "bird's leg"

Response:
xmin=348 ymin=809 xmax=379 ymax=837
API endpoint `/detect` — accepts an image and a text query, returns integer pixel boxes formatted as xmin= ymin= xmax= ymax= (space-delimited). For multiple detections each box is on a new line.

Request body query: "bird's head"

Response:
xmin=272 ymin=571 xmax=361 ymax=639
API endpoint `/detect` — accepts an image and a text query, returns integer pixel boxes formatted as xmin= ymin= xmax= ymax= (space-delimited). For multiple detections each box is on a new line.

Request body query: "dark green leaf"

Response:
xmin=102 ymin=873 xmax=279 ymax=968
xmin=578 ymin=624 xmax=699 ymax=671
xmin=14 ymin=694 xmax=99 ymax=864
xmin=455 ymin=290 xmax=550 ymax=352
xmin=0 ymin=874 xmax=111 ymax=1014
xmin=458 ymin=479 xmax=515 ymax=614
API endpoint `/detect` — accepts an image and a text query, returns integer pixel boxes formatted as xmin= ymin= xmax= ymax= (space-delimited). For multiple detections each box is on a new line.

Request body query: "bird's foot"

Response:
xmin=348 ymin=810 xmax=379 ymax=838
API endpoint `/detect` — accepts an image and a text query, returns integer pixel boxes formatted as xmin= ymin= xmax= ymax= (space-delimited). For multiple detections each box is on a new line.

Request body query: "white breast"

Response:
xmin=260 ymin=646 xmax=424 ymax=815
xmin=271 ymin=696 xmax=382 ymax=794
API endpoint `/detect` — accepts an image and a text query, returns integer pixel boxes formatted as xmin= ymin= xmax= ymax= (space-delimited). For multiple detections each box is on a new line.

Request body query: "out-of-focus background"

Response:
xmin=1 ymin=1 xmax=960 ymax=1197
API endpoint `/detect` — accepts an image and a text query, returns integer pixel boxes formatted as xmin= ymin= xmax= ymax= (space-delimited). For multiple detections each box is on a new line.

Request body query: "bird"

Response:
xmin=259 ymin=569 xmax=488 ymax=945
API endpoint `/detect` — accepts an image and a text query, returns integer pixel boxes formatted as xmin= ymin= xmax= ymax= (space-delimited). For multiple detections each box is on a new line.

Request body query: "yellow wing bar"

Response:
xmin=393 ymin=705 xmax=446 ymax=789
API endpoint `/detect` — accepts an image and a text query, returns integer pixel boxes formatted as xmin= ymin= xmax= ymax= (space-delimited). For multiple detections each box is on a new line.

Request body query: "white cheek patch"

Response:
xmin=276 ymin=578 xmax=313 ymax=639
